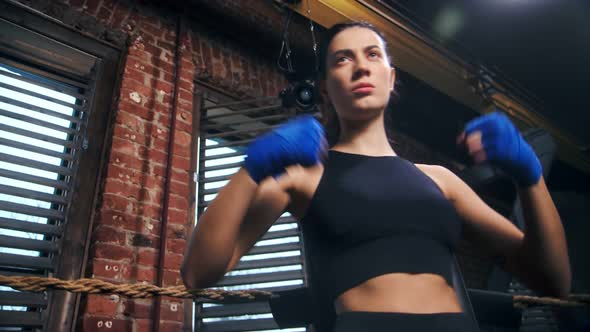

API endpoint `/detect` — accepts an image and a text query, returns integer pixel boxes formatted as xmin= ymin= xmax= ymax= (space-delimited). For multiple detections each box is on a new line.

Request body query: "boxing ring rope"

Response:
xmin=0 ymin=274 xmax=588 ymax=309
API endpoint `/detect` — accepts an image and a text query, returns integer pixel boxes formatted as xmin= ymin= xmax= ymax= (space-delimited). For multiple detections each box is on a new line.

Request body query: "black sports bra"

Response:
xmin=300 ymin=150 xmax=463 ymax=306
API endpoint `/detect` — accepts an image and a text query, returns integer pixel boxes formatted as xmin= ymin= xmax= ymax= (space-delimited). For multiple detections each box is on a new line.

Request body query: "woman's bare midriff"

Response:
xmin=334 ymin=273 xmax=463 ymax=314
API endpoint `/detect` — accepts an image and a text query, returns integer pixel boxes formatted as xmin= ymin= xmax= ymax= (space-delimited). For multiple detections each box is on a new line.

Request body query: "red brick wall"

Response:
xmin=14 ymin=0 xmax=287 ymax=331
xmin=85 ymin=2 xmax=288 ymax=331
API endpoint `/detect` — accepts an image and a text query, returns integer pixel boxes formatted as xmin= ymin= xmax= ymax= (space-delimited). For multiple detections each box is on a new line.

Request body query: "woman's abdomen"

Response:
xmin=334 ymin=272 xmax=463 ymax=314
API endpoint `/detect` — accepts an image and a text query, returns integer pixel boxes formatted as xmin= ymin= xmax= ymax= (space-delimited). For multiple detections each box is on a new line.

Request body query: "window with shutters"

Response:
xmin=192 ymin=87 xmax=309 ymax=332
xmin=0 ymin=4 xmax=122 ymax=331
xmin=0 ymin=61 xmax=83 ymax=322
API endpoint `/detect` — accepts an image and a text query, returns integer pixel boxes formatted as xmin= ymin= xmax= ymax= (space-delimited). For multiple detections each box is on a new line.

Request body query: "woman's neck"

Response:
xmin=333 ymin=113 xmax=397 ymax=156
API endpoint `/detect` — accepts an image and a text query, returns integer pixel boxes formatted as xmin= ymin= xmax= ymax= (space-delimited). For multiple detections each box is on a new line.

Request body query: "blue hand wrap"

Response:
xmin=465 ymin=111 xmax=542 ymax=187
xmin=244 ymin=115 xmax=325 ymax=183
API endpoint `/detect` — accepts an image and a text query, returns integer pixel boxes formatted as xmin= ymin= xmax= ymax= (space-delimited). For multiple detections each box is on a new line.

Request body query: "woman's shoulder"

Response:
xmin=414 ymin=163 xmax=453 ymax=176
xmin=279 ymin=163 xmax=324 ymax=220
xmin=413 ymin=163 xmax=459 ymax=200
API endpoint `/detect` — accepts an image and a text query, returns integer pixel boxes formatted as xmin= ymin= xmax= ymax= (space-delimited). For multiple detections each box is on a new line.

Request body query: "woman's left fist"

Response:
xmin=457 ymin=111 xmax=542 ymax=187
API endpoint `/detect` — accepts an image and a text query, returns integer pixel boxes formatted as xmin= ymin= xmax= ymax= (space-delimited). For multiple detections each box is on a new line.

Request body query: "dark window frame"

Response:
xmin=0 ymin=2 xmax=125 ymax=331
xmin=192 ymin=82 xmax=310 ymax=331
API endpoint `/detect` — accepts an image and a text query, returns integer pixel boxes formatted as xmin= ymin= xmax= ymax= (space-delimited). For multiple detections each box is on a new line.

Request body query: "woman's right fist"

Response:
xmin=244 ymin=115 xmax=326 ymax=183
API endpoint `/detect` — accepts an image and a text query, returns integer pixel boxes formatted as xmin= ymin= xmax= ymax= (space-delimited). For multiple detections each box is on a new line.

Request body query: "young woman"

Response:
xmin=181 ymin=21 xmax=571 ymax=331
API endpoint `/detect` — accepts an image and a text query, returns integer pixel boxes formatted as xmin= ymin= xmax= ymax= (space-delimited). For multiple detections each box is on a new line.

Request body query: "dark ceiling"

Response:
xmin=382 ymin=0 xmax=590 ymax=147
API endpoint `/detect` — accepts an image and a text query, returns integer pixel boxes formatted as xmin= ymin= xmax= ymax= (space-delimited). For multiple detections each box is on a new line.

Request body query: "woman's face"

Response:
xmin=322 ymin=27 xmax=395 ymax=122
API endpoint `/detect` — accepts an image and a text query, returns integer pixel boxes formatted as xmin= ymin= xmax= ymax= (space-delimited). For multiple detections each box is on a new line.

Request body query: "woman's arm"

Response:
xmin=453 ymin=111 xmax=571 ymax=296
xmin=506 ymin=177 xmax=571 ymax=297
xmin=181 ymin=168 xmax=258 ymax=289
xmin=181 ymin=168 xmax=292 ymax=290
xmin=428 ymin=166 xmax=571 ymax=297
xmin=181 ymin=115 xmax=324 ymax=290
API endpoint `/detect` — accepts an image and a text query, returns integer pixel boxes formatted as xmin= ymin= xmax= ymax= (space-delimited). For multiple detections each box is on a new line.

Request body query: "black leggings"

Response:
xmin=332 ymin=311 xmax=479 ymax=332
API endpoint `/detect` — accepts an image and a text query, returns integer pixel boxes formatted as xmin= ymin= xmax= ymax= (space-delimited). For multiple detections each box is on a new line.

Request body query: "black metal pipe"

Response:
xmin=152 ymin=12 xmax=185 ymax=332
